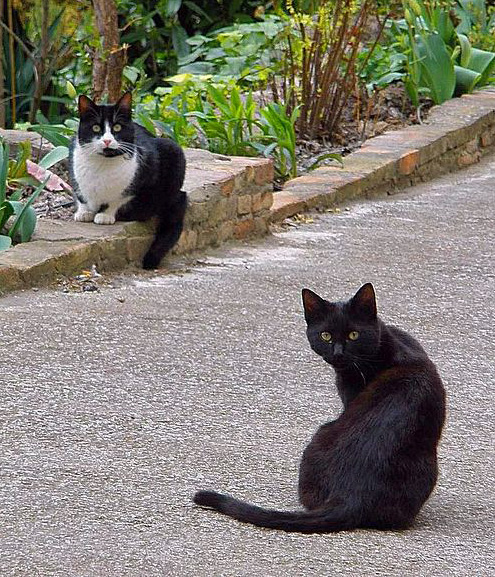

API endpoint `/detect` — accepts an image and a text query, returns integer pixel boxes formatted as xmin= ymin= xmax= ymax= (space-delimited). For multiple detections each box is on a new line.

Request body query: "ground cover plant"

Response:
xmin=0 ymin=140 xmax=50 ymax=250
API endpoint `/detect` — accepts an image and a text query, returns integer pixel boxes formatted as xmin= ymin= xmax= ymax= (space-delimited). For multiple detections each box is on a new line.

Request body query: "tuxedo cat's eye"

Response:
xmin=92 ymin=124 xmax=101 ymax=133
xmin=113 ymin=123 xmax=122 ymax=132
xmin=348 ymin=331 xmax=360 ymax=341
xmin=320 ymin=332 xmax=332 ymax=342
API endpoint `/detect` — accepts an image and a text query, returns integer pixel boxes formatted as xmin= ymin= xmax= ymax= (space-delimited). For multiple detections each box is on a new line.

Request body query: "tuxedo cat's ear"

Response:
xmin=350 ymin=283 xmax=377 ymax=320
xmin=116 ymin=92 xmax=132 ymax=116
xmin=78 ymin=94 xmax=97 ymax=117
xmin=302 ymin=289 xmax=328 ymax=323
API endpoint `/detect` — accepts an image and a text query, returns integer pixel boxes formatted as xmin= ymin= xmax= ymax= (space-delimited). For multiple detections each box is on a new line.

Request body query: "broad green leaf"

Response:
xmin=10 ymin=206 xmax=37 ymax=243
xmin=468 ymin=48 xmax=495 ymax=85
xmin=0 ymin=235 xmax=12 ymax=250
xmin=457 ymin=33 xmax=472 ymax=68
xmin=163 ymin=0 xmax=182 ymax=17
xmin=8 ymin=179 xmax=46 ymax=243
xmin=454 ymin=65 xmax=481 ymax=96
xmin=28 ymin=126 xmax=72 ymax=148
xmin=38 ymin=146 xmax=69 ymax=169
xmin=171 ymin=25 xmax=190 ymax=59
xmin=416 ymin=32 xmax=455 ymax=104
xmin=66 ymin=80 xmax=77 ymax=99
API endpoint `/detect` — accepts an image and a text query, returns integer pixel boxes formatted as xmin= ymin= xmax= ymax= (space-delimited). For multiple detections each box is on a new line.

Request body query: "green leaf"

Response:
xmin=0 ymin=141 xmax=9 ymax=204
xmin=8 ymin=179 xmax=46 ymax=243
xmin=163 ymin=0 xmax=182 ymax=17
xmin=0 ymin=201 xmax=14 ymax=230
xmin=454 ymin=65 xmax=481 ymax=96
xmin=0 ymin=234 xmax=12 ymax=250
xmin=38 ymin=146 xmax=69 ymax=169
xmin=467 ymin=48 xmax=495 ymax=85
xmin=308 ymin=153 xmax=344 ymax=171
xmin=27 ymin=125 xmax=72 ymax=147
xmin=10 ymin=140 xmax=31 ymax=179
xmin=171 ymin=25 xmax=190 ymax=59
xmin=415 ymin=32 xmax=455 ymax=104
xmin=457 ymin=33 xmax=472 ymax=68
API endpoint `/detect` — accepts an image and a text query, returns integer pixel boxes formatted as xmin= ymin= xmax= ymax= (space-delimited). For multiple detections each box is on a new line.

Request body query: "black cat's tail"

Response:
xmin=142 ymin=191 xmax=187 ymax=270
xmin=193 ymin=490 xmax=357 ymax=534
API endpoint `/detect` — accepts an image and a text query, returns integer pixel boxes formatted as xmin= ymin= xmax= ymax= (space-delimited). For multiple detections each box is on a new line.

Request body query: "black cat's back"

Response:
xmin=194 ymin=284 xmax=446 ymax=533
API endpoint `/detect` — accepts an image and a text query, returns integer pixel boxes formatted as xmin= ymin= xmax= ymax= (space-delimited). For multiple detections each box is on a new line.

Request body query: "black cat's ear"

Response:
xmin=78 ymin=94 xmax=97 ymax=117
xmin=116 ymin=92 xmax=132 ymax=116
xmin=302 ymin=289 xmax=328 ymax=323
xmin=349 ymin=283 xmax=377 ymax=320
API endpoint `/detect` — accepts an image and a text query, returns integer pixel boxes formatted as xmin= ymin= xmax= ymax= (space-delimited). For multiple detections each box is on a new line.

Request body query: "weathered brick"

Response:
xmin=398 ymin=150 xmax=420 ymax=176
xmin=233 ymin=219 xmax=255 ymax=239
xmin=0 ymin=266 xmax=23 ymax=293
xmin=217 ymin=221 xmax=234 ymax=242
xmin=237 ymin=195 xmax=252 ymax=215
xmin=251 ymin=193 xmax=262 ymax=213
xmin=254 ymin=160 xmax=274 ymax=185
xmin=220 ymin=177 xmax=235 ymax=196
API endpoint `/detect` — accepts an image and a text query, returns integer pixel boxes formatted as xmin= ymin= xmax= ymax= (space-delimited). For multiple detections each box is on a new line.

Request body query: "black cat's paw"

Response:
xmin=193 ymin=490 xmax=224 ymax=509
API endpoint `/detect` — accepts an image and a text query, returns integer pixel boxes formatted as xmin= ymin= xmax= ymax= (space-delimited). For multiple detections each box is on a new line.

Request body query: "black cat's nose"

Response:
xmin=333 ymin=343 xmax=344 ymax=357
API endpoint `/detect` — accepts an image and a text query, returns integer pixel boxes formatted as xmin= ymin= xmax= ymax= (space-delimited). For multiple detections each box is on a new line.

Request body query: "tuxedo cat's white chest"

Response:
xmin=73 ymin=141 xmax=138 ymax=207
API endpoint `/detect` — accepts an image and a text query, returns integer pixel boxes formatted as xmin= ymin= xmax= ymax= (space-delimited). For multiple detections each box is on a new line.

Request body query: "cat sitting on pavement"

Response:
xmin=194 ymin=283 xmax=446 ymax=533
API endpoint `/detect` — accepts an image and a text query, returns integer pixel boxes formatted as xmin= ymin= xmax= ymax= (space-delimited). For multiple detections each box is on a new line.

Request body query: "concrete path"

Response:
xmin=1 ymin=154 xmax=494 ymax=576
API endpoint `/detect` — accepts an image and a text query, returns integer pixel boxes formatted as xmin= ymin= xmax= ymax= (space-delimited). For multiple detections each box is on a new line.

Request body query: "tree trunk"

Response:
xmin=28 ymin=0 xmax=49 ymax=123
xmin=92 ymin=0 xmax=125 ymax=103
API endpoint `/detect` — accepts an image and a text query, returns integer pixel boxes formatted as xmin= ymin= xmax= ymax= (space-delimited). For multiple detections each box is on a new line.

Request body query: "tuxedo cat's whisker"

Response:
xmin=194 ymin=283 xmax=446 ymax=534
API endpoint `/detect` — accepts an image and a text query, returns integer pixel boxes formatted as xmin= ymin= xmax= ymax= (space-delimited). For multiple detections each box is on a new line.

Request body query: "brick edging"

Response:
xmin=1 ymin=89 xmax=495 ymax=295
xmin=270 ymin=89 xmax=495 ymax=222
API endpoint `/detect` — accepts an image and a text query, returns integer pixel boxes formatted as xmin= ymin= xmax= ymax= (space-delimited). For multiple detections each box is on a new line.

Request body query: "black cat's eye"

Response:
xmin=348 ymin=331 xmax=360 ymax=341
xmin=320 ymin=332 xmax=332 ymax=342
xmin=92 ymin=124 xmax=101 ymax=133
xmin=113 ymin=123 xmax=122 ymax=132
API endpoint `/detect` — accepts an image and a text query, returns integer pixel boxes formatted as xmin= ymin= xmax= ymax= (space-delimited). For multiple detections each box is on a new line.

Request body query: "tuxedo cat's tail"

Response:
xmin=193 ymin=490 xmax=357 ymax=534
xmin=142 ymin=191 xmax=187 ymax=270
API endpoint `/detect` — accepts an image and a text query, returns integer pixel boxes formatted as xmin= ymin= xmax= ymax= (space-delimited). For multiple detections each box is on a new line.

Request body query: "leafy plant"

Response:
xmin=393 ymin=0 xmax=495 ymax=106
xmin=177 ymin=16 xmax=287 ymax=85
xmin=187 ymin=84 xmax=259 ymax=156
xmin=254 ymin=102 xmax=300 ymax=179
xmin=0 ymin=141 xmax=46 ymax=250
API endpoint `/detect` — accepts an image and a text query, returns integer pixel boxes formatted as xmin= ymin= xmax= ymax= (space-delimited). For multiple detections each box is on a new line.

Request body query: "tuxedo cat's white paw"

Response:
xmin=74 ymin=210 xmax=96 ymax=222
xmin=94 ymin=213 xmax=116 ymax=225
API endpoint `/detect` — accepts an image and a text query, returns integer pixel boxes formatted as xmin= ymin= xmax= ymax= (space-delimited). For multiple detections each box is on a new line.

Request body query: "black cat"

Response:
xmin=194 ymin=283 xmax=446 ymax=533
xmin=69 ymin=93 xmax=186 ymax=269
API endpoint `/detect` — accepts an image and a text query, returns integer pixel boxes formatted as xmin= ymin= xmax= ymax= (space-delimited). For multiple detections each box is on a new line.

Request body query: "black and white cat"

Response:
xmin=69 ymin=92 xmax=186 ymax=269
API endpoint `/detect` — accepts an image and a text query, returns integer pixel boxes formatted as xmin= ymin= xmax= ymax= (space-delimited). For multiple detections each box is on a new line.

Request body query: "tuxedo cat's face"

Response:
xmin=77 ymin=93 xmax=134 ymax=157
xmin=302 ymin=283 xmax=381 ymax=370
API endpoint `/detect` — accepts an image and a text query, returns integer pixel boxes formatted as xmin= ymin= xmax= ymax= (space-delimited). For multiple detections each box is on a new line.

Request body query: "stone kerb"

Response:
xmin=270 ymin=89 xmax=495 ymax=222
xmin=0 ymin=148 xmax=273 ymax=294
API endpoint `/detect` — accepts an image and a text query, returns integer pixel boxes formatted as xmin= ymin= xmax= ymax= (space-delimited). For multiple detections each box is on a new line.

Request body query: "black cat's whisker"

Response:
xmin=351 ymin=361 xmax=367 ymax=387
